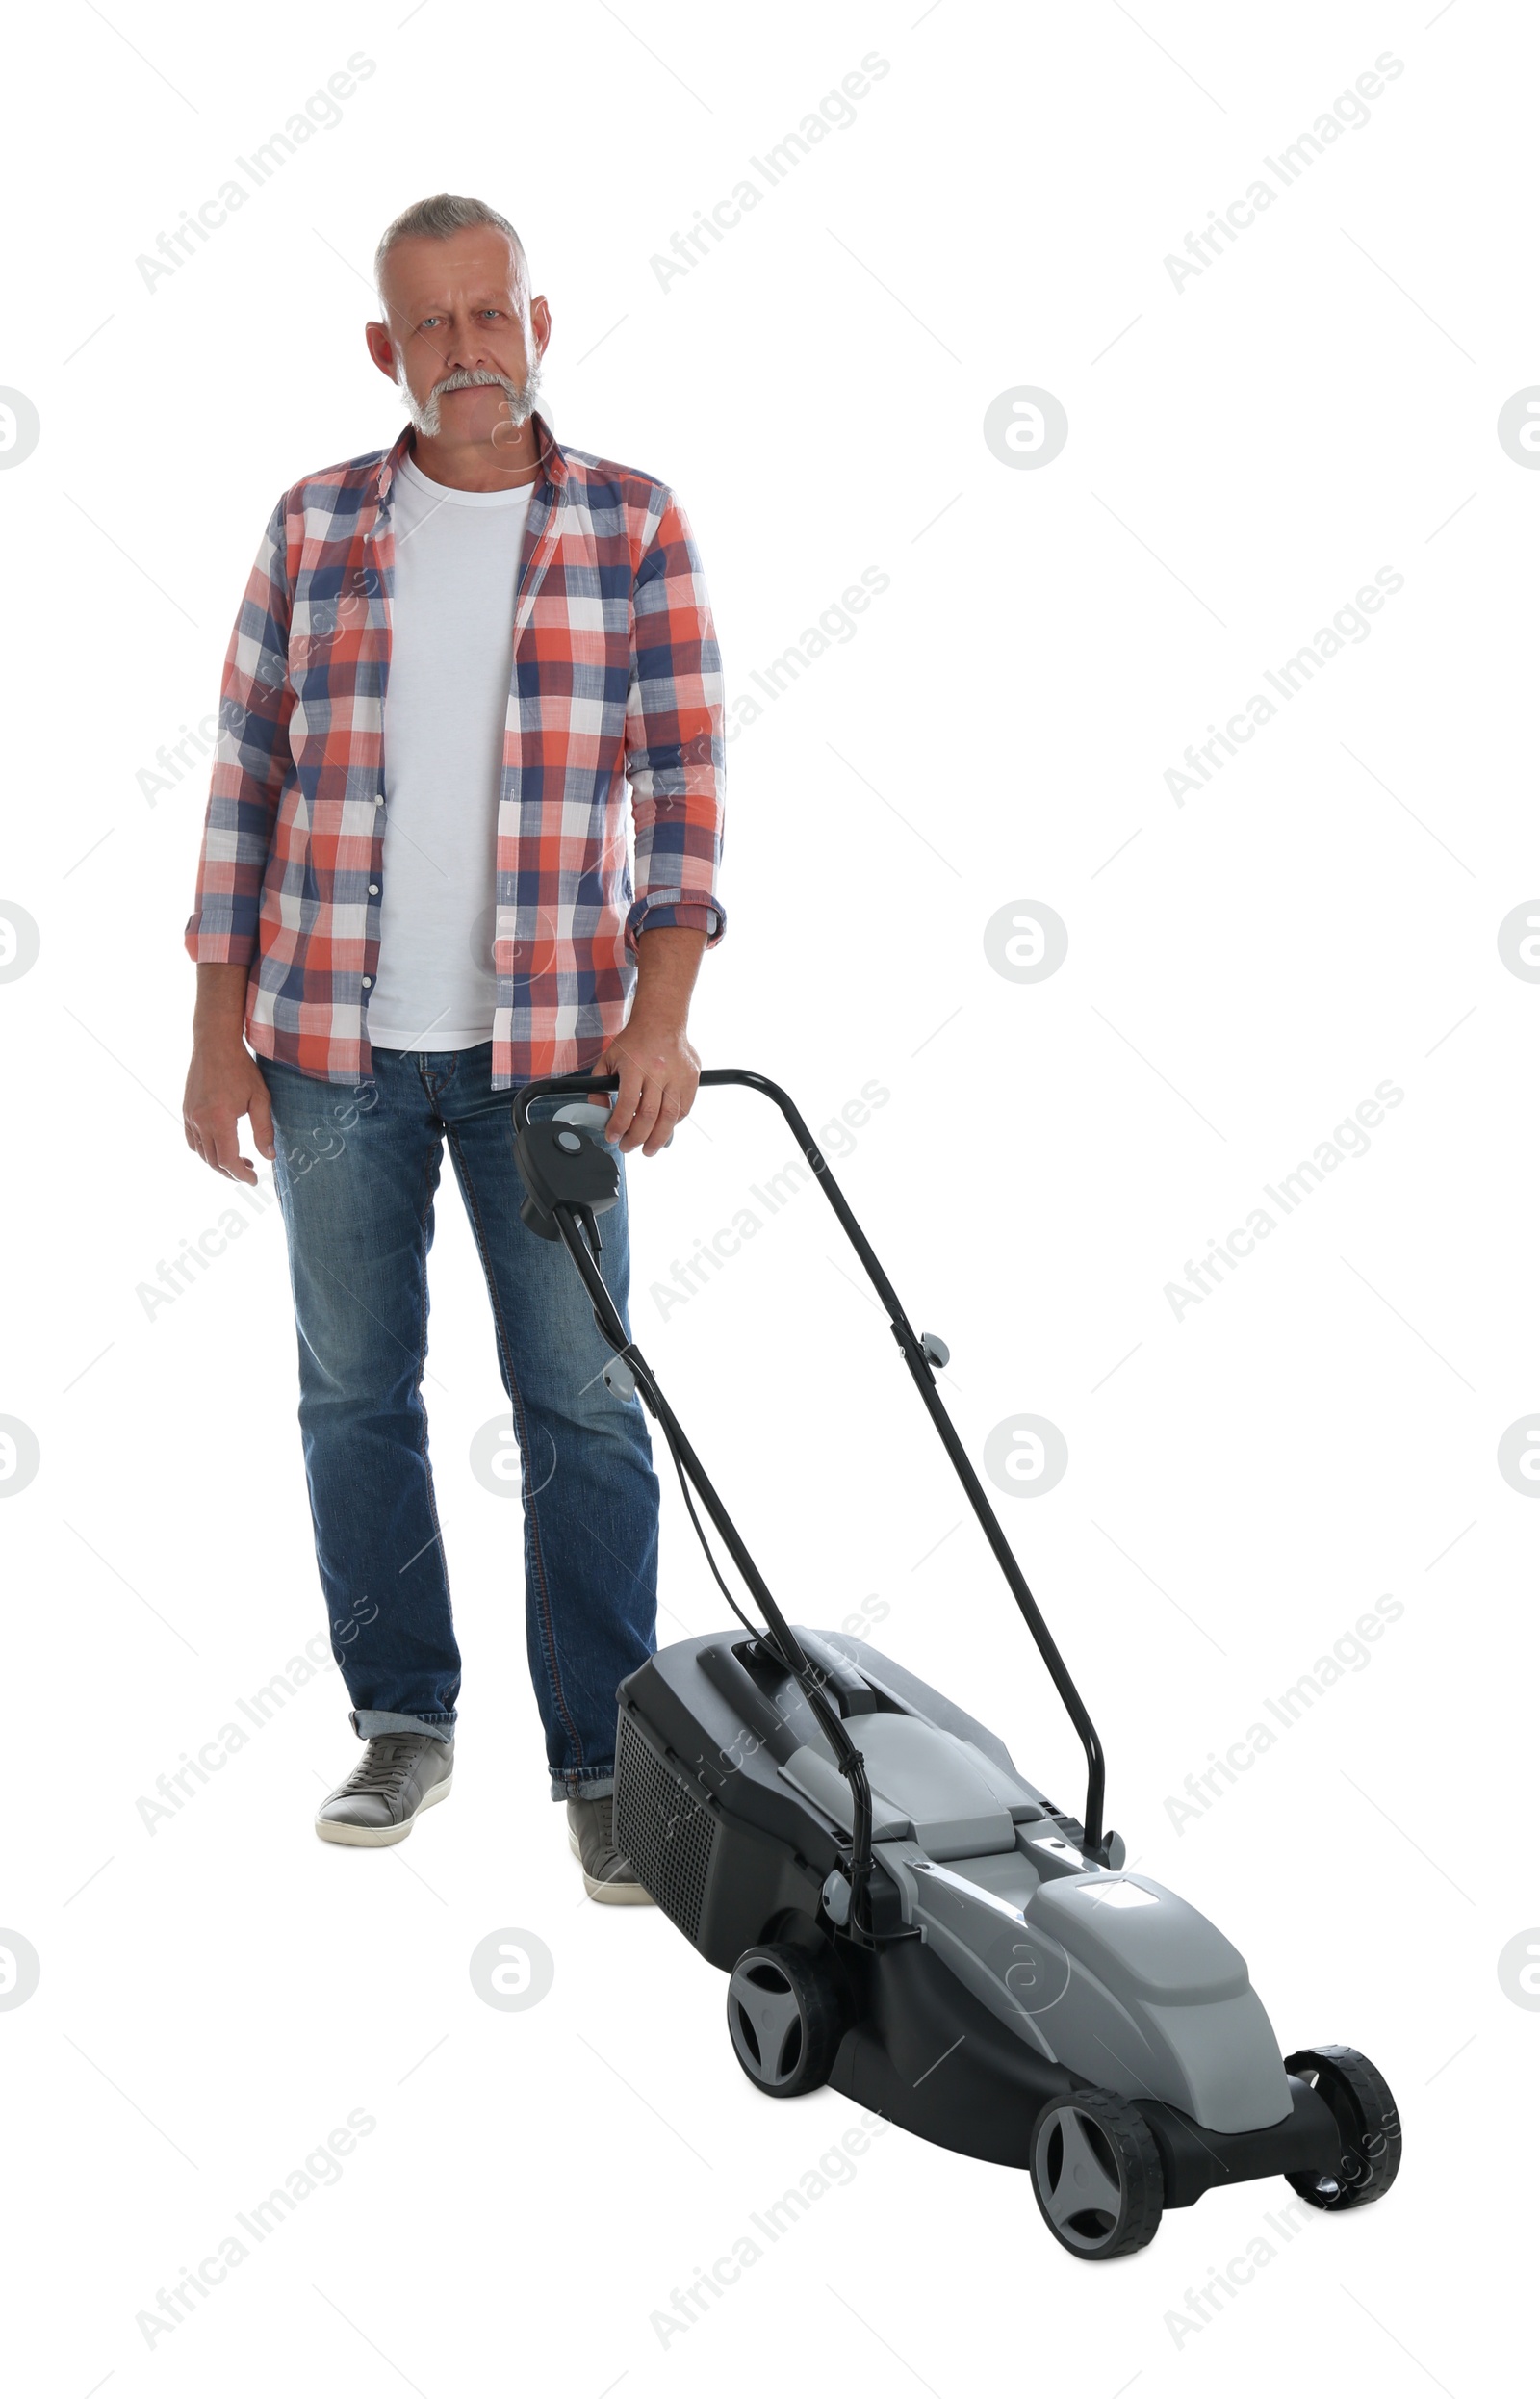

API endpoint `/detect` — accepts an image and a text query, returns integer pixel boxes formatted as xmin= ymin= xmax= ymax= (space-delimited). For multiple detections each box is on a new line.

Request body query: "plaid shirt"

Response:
xmin=186 ymin=412 xmax=726 ymax=1089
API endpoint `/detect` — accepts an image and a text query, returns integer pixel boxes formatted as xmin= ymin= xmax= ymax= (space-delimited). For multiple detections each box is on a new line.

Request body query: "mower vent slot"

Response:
xmin=614 ymin=1710 xmax=717 ymax=1942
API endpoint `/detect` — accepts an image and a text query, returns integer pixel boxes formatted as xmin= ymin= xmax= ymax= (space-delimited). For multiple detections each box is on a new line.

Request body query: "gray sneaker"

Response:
xmin=567 ymin=1792 xmax=654 ymax=1904
xmin=316 ymin=1734 xmax=454 ymax=1847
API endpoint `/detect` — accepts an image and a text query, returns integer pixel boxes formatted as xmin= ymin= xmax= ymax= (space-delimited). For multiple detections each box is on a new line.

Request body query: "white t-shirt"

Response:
xmin=367 ymin=453 xmax=538 ymax=1050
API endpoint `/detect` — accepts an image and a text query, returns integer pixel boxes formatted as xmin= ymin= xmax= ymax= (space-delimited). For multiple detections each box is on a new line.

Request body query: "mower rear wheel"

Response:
xmin=726 ymin=1944 xmax=844 ymax=2098
xmin=1283 ymin=2046 xmax=1401 ymax=2210
xmin=1029 ymin=2089 xmax=1165 ymax=2259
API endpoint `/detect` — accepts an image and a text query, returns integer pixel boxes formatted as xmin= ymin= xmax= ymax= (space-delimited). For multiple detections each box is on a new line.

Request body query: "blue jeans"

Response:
xmin=257 ymin=1043 xmax=659 ymax=1798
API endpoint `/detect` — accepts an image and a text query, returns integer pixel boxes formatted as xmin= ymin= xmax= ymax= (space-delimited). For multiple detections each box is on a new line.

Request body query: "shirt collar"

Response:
xmin=375 ymin=407 xmax=566 ymax=507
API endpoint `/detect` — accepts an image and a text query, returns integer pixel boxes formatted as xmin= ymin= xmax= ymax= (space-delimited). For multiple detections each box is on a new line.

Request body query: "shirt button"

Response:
xmin=362 ymin=976 xmax=372 ymax=989
xmin=374 ymin=794 xmax=385 ymax=808
xmin=368 ymin=883 xmax=380 ymax=895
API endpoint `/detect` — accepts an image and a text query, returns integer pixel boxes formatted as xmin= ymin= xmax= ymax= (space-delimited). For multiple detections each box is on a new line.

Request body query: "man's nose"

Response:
xmin=440 ymin=322 xmax=501 ymax=376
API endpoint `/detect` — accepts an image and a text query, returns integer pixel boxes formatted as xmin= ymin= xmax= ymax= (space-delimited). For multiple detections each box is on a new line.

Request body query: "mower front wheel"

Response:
xmin=1283 ymin=2046 xmax=1401 ymax=2210
xmin=1029 ymin=2089 xmax=1166 ymax=2259
xmin=726 ymin=1944 xmax=845 ymax=2098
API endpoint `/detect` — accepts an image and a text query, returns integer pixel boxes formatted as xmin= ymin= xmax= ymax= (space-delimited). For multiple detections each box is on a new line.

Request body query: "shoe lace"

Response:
xmin=575 ymin=1793 xmax=616 ymax=1848
xmin=341 ymin=1738 xmax=425 ymax=1797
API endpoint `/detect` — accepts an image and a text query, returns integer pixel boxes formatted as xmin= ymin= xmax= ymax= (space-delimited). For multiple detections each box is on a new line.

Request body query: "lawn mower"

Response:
xmin=512 ymin=1068 xmax=1401 ymax=2258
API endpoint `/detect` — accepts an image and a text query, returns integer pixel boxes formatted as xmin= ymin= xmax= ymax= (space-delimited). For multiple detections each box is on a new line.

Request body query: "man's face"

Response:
xmin=370 ymin=225 xmax=551 ymax=443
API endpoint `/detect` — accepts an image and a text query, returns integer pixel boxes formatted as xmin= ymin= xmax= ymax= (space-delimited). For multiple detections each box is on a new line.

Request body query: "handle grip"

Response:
xmin=513 ymin=1068 xmax=622 ymax=1135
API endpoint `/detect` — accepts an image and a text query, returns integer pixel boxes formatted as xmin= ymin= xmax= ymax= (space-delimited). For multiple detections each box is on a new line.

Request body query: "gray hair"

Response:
xmin=373 ymin=193 xmax=527 ymax=301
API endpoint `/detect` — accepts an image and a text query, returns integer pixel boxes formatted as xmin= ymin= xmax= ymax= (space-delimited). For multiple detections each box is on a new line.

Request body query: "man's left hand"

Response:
xmin=595 ymin=1017 xmax=700 ymax=1156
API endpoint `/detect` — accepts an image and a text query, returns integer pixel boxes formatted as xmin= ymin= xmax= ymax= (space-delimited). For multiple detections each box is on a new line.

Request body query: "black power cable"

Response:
xmin=621 ymin=1322 xmax=880 ymax=1941
xmin=654 ymin=1395 xmax=760 ymax=1646
xmin=570 ymin=1200 xmax=883 ymax=1940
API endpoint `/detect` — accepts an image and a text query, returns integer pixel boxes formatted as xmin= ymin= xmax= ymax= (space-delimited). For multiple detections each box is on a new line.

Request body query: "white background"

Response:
xmin=1 ymin=0 xmax=1533 ymax=2390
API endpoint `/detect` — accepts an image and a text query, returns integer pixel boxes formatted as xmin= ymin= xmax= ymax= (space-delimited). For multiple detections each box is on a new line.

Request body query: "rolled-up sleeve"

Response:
xmin=184 ymin=497 xmax=295 ymax=965
xmin=624 ymin=491 xmax=727 ymax=952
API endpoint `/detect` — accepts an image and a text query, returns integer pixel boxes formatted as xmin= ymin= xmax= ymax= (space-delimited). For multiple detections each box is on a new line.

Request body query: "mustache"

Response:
xmin=430 ymin=367 xmax=522 ymax=397
xmin=397 ymin=355 xmax=543 ymax=438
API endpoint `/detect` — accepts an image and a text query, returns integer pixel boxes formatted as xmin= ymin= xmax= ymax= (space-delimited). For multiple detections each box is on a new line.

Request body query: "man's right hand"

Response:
xmin=184 ymin=963 xmax=275 ymax=1185
xmin=183 ymin=1040 xmax=275 ymax=1184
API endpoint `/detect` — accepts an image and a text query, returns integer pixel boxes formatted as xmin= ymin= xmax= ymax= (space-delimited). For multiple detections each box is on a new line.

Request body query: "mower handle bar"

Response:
xmin=513 ymin=1066 xmax=1107 ymax=1857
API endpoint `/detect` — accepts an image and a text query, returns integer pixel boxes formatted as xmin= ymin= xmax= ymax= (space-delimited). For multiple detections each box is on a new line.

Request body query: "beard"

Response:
xmin=397 ymin=356 xmax=544 ymax=439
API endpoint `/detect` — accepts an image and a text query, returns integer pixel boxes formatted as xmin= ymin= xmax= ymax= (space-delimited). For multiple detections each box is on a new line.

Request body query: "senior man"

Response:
xmin=181 ymin=193 xmax=726 ymax=1897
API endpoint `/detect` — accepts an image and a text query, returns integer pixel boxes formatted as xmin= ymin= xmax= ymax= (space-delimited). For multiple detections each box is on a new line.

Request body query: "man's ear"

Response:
xmin=364 ymin=320 xmax=398 ymax=380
